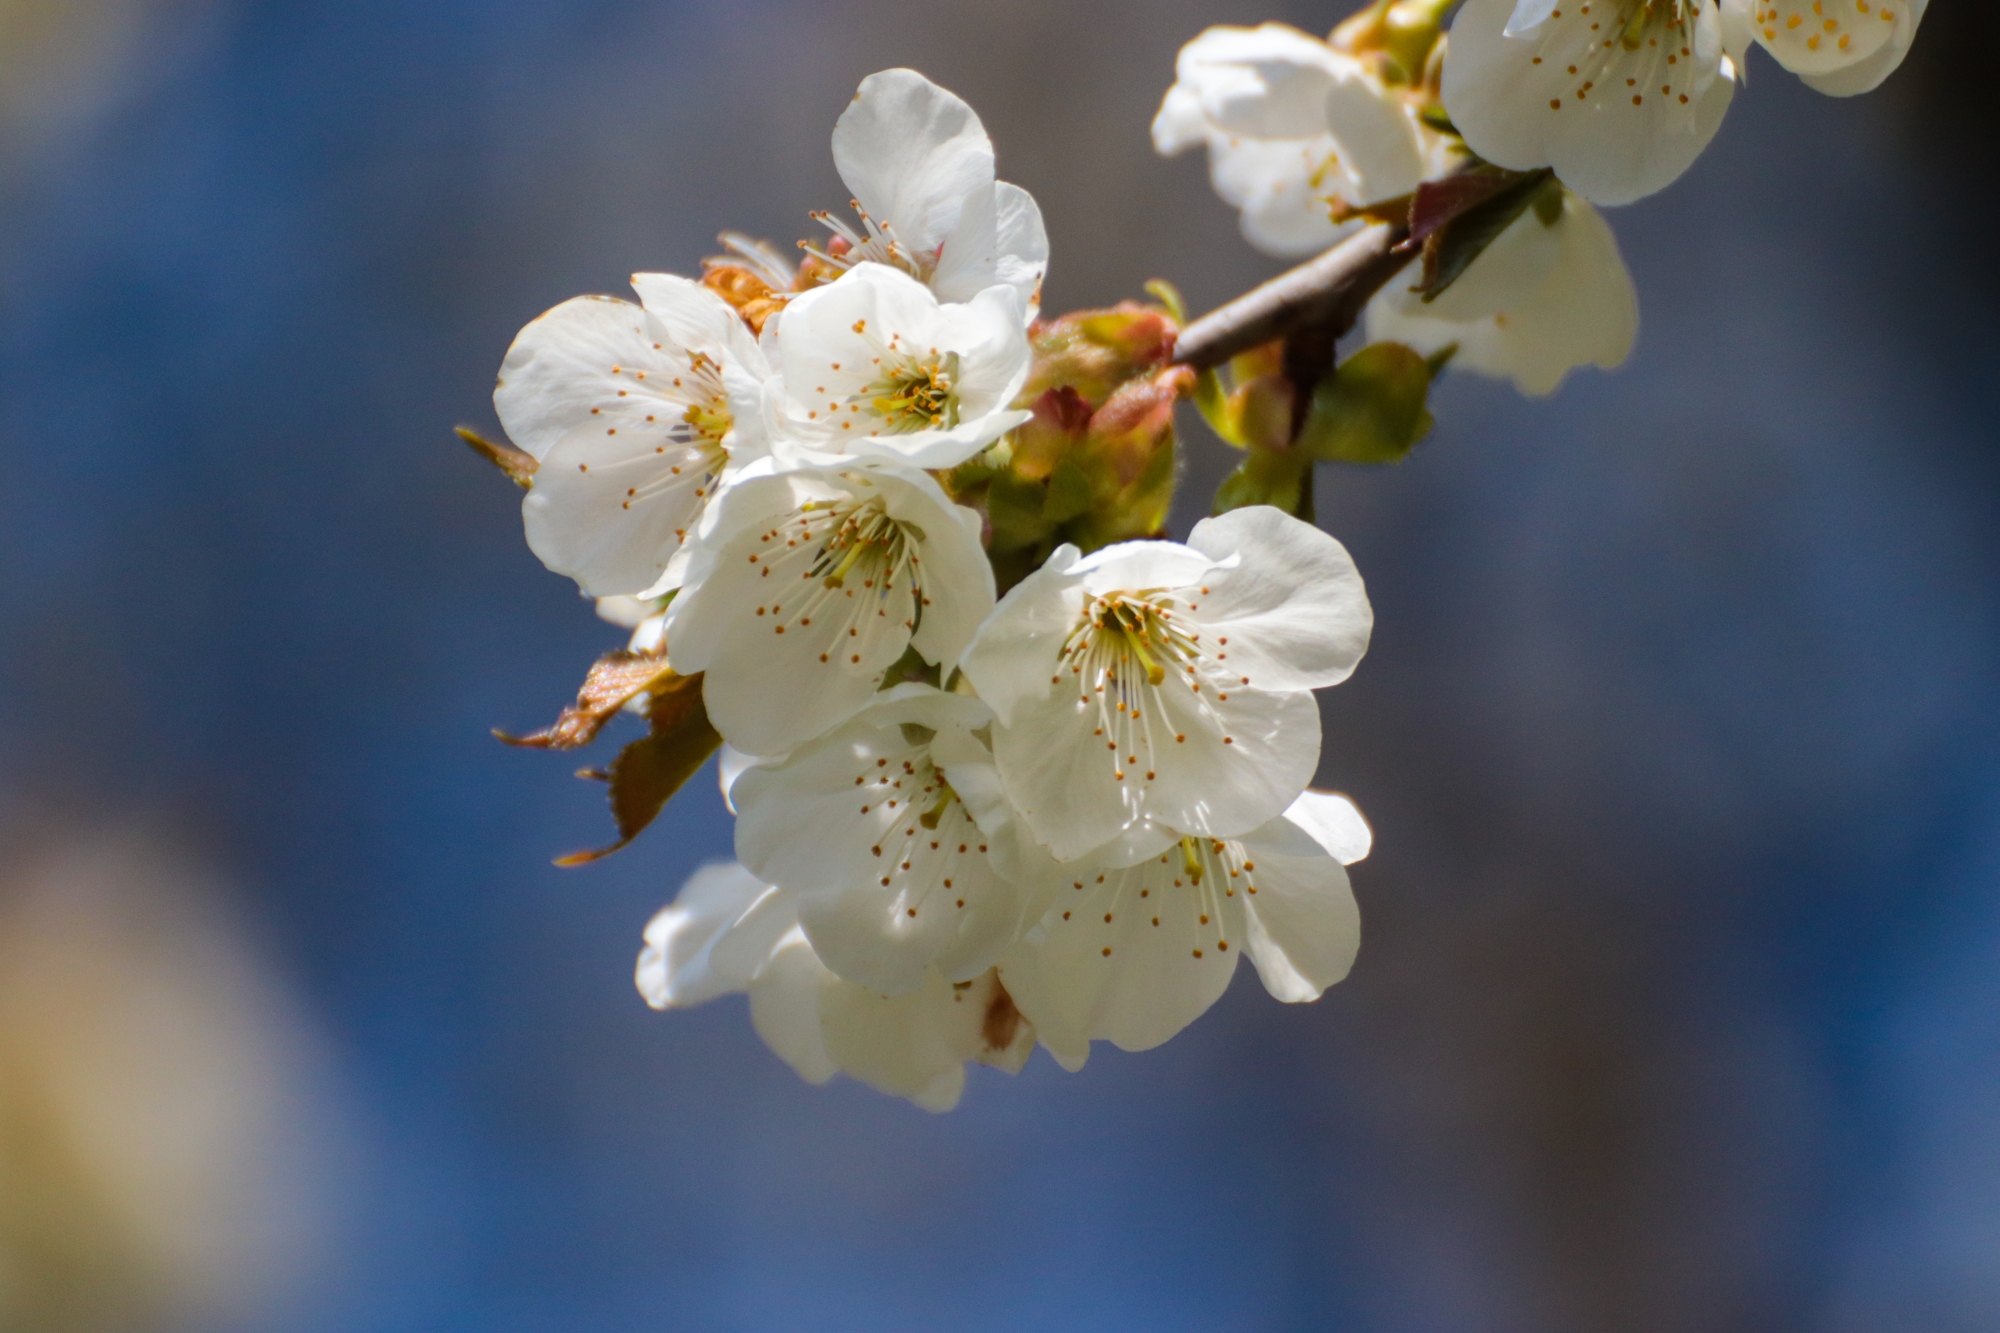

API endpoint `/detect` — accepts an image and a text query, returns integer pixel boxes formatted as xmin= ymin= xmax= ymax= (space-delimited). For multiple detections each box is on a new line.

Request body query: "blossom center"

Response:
xmin=805 ymin=202 xmax=938 ymax=286
xmin=742 ymin=488 xmax=927 ymax=668
xmin=854 ymin=350 xmax=962 ymax=434
xmin=1526 ymin=0 xmax=1707 ymax=112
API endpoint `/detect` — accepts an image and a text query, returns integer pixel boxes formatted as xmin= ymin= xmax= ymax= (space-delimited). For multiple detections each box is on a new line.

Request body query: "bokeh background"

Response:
xmin=2 ymin=1 xmax=1997 ymax=1329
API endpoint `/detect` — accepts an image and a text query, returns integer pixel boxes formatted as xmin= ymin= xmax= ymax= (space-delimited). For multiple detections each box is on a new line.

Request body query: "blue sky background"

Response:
xmin=2 ymin=2 xmax=1997 ymax=1330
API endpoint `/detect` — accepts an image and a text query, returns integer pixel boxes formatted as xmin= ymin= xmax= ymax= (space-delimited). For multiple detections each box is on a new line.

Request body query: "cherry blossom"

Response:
xmin=810 ymin=68 xmax=1049 ymax=318
xmin=958 ymin=505 xmax=1372 ymax=863
xmin=637 ymin=862 xmax=1037 ymax=1111
xmin=663 ymin=462 xmax=995 ymax=755
xmin=731 ymin=685 xmax=1031 ymax=995
xmin=1722 ymin=0 xmax=1927 ymax=95
xmin=1443 ymin=0 xmax=1738 ymax=205
xmin=495 ymin=274 xmax=772 ymax=597
xmin=762 ymin=262 xmax=1032 ymax=471
xmin=999 ymin=790 xmax=1372 ymax=1061
xmin=1153 ymin=22 xmax=1432 ymax=258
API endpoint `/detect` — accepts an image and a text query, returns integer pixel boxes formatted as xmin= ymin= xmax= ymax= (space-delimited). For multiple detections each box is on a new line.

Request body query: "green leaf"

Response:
xmin=555 ymin=672 xmax=720 ymax=866
xmin=1297 ymin=341 xmax=1436 ymax=466
xmin=1213 ymin=446 xmax=1310 ymax=518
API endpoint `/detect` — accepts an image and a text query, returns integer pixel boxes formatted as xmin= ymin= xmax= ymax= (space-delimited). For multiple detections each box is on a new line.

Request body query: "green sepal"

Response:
xmin=1296 ymin=341 xmax=1436 ymax=466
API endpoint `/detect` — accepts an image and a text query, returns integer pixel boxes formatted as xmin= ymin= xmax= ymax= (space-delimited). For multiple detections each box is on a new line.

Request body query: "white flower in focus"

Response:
xmin=1442 ymin=0 xmax=1737 ymax=205
xmin=1153 ymin=23 xmax=1431 ymax=258
xmin=1721 ymin=0 xmax=1926 ymax=95
xmin=812 ymin=68 xmax=1049 ymax=318
xmin=1366 ymin=189 xmax=1638 ymax=395
xmin=764 ymin=262 xmax=1032 ymax=471
xmin=959 ymin=506 xmax=1373 ymax=863
xmin=1000 ymin=790 xmax=1371 ymax=1062
xmin=638 ymin=862 xmax=1037 ymax=1111
xmin=732 ymin=685 xmax=1030 ymax=995
xmin=664 ymin=462 xmax=995 ymax=755
xmin=495 ymin=274 xmax=771 ymax=597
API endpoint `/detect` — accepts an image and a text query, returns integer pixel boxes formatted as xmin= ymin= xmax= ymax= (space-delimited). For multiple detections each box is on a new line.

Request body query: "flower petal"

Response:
xmin=733 ymin=687 xmax=1023 ymax=994
xmin=1240 ymin=844 xmax=1359 ymax=1004
xmin=1002 ymin=843 xmax=1247 ymax=1053
xmin=745 ymin=930 xmax=839 ymax=1085
xmin=817 ymin=966 xmax=984 ymax=1109
xmin=635 ymin=861 xmax=780 ymax=1008
xmin=832 ymin=69 xmax=996 ymax=257
xmin=1183 ymin=506 xmax=1373 ymax=692
xmin=1366 ymin=189 xmax=1638 ymax=396
xmin=523 ymin=424 xmax=720 ymax=597
xmin=494 ymin=295 xmax=698 ymax=460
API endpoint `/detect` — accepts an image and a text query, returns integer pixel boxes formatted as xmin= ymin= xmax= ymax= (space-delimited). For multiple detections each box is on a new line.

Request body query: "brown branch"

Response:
xmin=1169 ymin=222 xmax=1416 ymax=372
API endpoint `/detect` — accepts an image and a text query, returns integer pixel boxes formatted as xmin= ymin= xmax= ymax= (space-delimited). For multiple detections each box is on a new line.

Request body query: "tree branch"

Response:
xmin=1170 ymin=221 xmax=1416 ymax=372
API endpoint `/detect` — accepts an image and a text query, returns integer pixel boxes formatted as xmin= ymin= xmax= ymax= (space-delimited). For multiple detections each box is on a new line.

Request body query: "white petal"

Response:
xmin=958 ymin=543 xmax=1090 ymax=727
xmin=930 ymin=180 xmax=1049 ymax=318
xmin=1001 ymin=842 xmax=1246 ymax=1053
xmin=634 ymin=865 xmax=813 ymax=1015
xmin=1241 ymin=845 xmax=1360 ymax=1004
xmin=1443 ymin=0 xmax=1735 ymax=205
xmin=746 ymin=931 xmax=839 ymax=1085
xmin=1749 ymin=0 xmax=1897 ymax=78
xmin=1793 ymin=0 xmax=1925 ymax=94
xmin=1264 ymin=789 xmax=1373 ymax=865
xmin=991 ymin=667 xmax=1322 ymax=862
xmin=832 ymin=69 xmax=996 ymax=257
xmin=817 ymin=966 xmax=981 ymax=1109
xmin=493 ymin=295 xmax=702 ymax=460
xmin=523 ymin=424 xmax=720 ymax=597
xmin=1183 ymin=506 xmax=1373 ymax=692
xmin=1367 ymin=189 xmax=1637 ymax=396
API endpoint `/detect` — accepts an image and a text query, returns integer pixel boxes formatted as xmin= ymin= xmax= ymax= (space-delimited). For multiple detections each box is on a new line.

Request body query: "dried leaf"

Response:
xmin=457 ymin=425 xmax=537 ymax=488
xmin=496 ymin=649 xmax=677 ymax=751
xmin=555 ymin=672 xmax=720 ymax=866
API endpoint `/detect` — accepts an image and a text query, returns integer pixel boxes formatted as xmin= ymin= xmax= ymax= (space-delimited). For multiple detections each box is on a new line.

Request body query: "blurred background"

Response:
xmin=1 ymin=1 xmax=1996 ymax=1329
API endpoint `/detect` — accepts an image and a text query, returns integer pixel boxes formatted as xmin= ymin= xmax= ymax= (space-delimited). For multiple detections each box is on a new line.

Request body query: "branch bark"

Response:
xmin=1170 ymin=221 xmax=1416 ymax=372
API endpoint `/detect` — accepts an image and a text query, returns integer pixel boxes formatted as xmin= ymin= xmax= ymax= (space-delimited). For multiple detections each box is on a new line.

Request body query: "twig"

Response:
xmin=1170 ymin=222 xmax=1415 ymax=371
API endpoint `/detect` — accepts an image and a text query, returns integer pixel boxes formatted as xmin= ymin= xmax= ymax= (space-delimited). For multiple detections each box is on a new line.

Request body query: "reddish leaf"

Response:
xmin=555 ymin=672 xmax=721 ymax=866
xmin=496 ymin=649 xmax=675 ymax=751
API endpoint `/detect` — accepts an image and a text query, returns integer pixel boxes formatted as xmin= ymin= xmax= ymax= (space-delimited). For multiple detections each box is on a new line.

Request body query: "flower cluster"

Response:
xmin=479 ymin=2 xmax=1924 ymax=1111
xmin=488 ymin=70 xmax=1374 ymax=1109
xmin=1157 ymin=0 xmax=1922 ymax=401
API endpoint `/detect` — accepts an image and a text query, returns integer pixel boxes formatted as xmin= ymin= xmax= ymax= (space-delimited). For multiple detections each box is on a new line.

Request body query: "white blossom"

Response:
xmin=1721 ymin=0 xmax=1926 ymax=95
xmin=637 ymin=862 xmax=1037 ymax=1111
xmin=731 ymin=685 xmax=1031 ymax=995
xmin=958 ymin=505 xmax=1372 ymax=863
xmin=1442 ymin=0 xmax=1738 ymax=205
xmin=1366 ymin=188 xmax=1638 ymax=395
xmin=811 ymin=68 xmax=1049 ymax=318
xmin=495 ymin=274 xmax=772 ymax=598
xmin=763 ymin=262 xmax=1032 ymax=471
xmin=999 ymin=790 xmax=1371 ymax=1062
xmin=663 ymin=462 xmax=995 ymax=755
xmin=1153 ymin=23 xmax=1432 ymax=258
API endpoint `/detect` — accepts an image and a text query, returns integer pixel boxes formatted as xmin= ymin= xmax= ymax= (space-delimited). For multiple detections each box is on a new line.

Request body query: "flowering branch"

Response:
xmin=1170 ymin=221 xmax=1411 ymax=372
xmin=464 ymin=0 xmax=1931 ymax=1110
